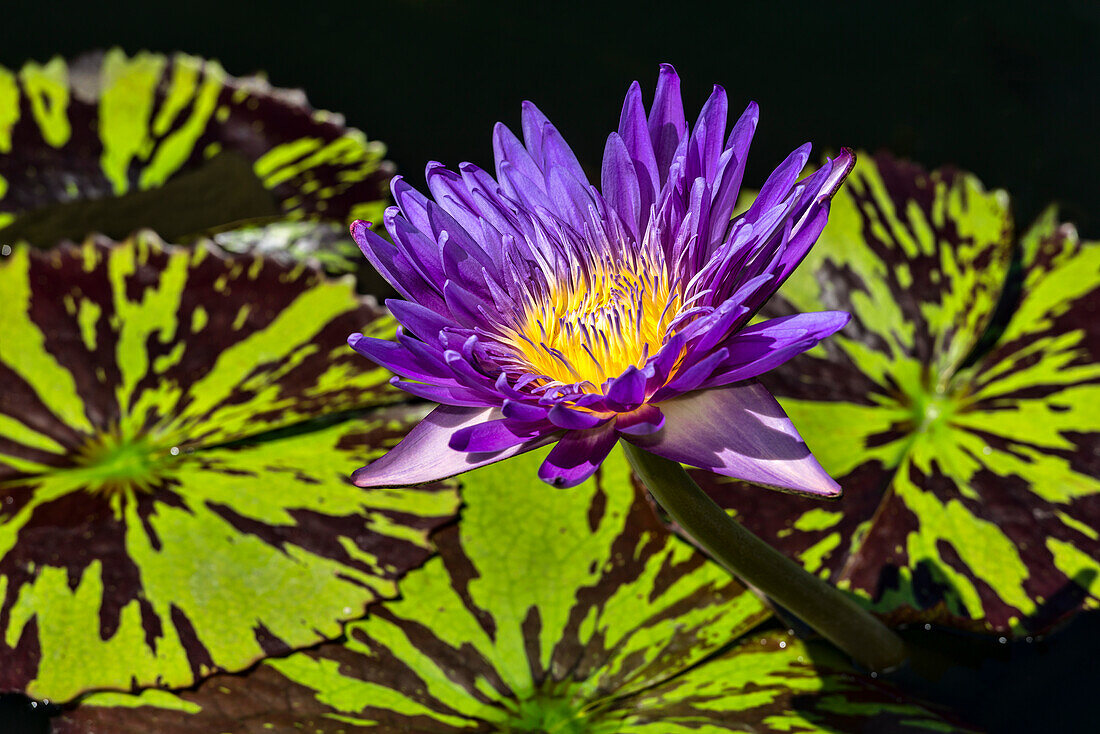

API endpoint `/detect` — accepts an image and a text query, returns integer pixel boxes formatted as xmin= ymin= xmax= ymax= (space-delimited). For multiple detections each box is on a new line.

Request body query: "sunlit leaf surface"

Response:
xmin=0 ymin=50 xmax=393 ymax=246
xmin=210 ymin=220 xmax=361 ymax=274
xmin=0 ymin=234 xmax=459 ymax=701
xmin=697 ymin=153 xmax=1100 ymax=635
xmin=56 ymin=449 xmax=965 ymax=733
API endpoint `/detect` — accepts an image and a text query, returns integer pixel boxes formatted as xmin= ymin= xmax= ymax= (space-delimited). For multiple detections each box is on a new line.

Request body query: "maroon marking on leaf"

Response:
xmin=0 ymin=487 xmax=145 ymax=644
xmin=521 ymin=606 xmax=546 ymax=683
xmin=170 ymin=604 xmax=215 ymax=682
xmin=0 ymin=617 xmax=39 ymax=692
xmin=691 ymin=460 xmax=893 ymax=582
xmin=253 ymin=623 xmax=292 ymax=659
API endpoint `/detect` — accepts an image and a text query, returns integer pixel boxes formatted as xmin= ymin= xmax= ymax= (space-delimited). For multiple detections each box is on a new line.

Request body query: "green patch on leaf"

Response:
xmin=0 ymin=234 xmax=459 ymax=701
xmin=56 ymin=448 xmax=964 ymax=733
xmin=210 ymin=221 xmax=361 ymax=274
xmin=697 ymin=152 xmax=1100 ymax=635
xmin=0 ymin=49 xmax=392 ymax=247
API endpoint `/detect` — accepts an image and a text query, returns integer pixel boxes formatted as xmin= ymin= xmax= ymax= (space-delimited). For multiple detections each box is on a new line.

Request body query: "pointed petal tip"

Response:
xmin=350 ymin=462 xmax=392 ymax=488
xmin=819 ymin=476 xmax=843 ymax=498
xmin=521 ymin=99 xmax=543 ymax=118
xmin=820 ymin=148 xmax=857 ymax=200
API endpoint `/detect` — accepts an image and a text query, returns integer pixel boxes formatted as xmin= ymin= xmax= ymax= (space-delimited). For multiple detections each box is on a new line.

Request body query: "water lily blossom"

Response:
xmin=349 ymin=64 xmax=854 ymax=493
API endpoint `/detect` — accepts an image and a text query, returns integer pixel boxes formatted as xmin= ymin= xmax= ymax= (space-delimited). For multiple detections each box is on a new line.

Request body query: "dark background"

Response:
xmin=5 ymin=0 xmax=1098 ymax=237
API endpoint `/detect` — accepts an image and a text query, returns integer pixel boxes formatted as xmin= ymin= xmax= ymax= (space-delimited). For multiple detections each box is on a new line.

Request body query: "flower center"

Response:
xmin=507 ymin=259 xmax=680 ymax=391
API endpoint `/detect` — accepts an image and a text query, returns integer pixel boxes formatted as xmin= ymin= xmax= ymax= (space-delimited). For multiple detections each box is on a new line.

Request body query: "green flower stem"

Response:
xmin=622 ymin=443 xmax=908 ymax=673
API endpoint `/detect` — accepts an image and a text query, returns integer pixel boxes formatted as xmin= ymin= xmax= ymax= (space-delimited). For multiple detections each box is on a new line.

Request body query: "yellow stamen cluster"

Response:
xmin=506 ymin=257 xmax=680 ymax=391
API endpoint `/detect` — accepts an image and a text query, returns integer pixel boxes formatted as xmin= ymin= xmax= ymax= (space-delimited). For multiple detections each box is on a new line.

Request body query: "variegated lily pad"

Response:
xmin=0 ymin=233 xmax=459 ymax=701
xmin=210 ymin=221 xmax=361 ymax=274
xmin=54 ymin=447 xmax=965 ymax=733
xmin=696 ymin=152 xmax=1100 ymax=635
xmin=0 ymin=49 xmax=393 ymax=246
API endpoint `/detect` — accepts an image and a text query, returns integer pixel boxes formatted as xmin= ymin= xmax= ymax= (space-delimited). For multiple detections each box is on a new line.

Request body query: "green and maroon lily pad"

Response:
xmin=209 ymin=220 xmax=361 ymax=274
xmin=0 ymin=49 xmax=393 ymax=247
xmin=0 ymin=233 xmax=459 ymax=701
xmin=54 ymin=448 xmax=965 ymax=733
xmin=695 ymin=152 xmax=1100 ymax=635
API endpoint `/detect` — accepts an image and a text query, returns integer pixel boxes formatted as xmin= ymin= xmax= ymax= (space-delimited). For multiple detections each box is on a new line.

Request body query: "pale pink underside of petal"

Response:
xmin=626 ymin=382 xmax=841 ymax=497
xmin=351 ymin=404 xmax=556 ymax=487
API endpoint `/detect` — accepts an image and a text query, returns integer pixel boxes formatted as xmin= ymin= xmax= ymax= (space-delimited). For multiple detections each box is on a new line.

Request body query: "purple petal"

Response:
xmin=707 ymin=101 xmax=759 ymax=242
xmin=548 ymin=168 xmax=596 ymax=231
xmin=617 ymin=80 xmax=660 ymax=220
xmin=627 ymin=382 xmax=840 ymax=497
xmin=493 ymin=122 xmax=545 ymax=192
xmin=390 ymin=379 xmax=496 ymax=407
xmin=548 ymin=404 xmax=609 ymax=430
xmin=648 ymin=63 xmax=687 ymax=185
xmin=522 ymin=101 xmax=589 ymax=186
xmin=350 ymin=220 xmax=446 ymax=312
xmin=425 ymin=162 xmax=482 ymax=237
xmin=771 ymin=149 xmax=856 ymax=285
xmin=744 ymin=142 xmax=812 ymax=222
xmin=386 ymin=300 xmax=450 ymax=341
xmin=443 ymin=279 xmax=491 ymax=326
xmin=389 ymin=214 xmax=447 ymax=285
xmin=390 ymin=177 xmax=434 ymax=237
xmin=687 ymin=84 xmax=728 ymax=183
xmin=441 ymin=231 xmax=494 ymax=299
xmin=352 ymin=405 xmax=555 ymax=487
xmin=449 ymin=417 xmax=554 ymax=452
xmin=347 ymin=333 xmax=450 ymax=382
xmin=701 ymin=312 xmax=851 ymax=386
xmin=605 ymin=364 xmax=647 ymax=411
xmin=538 ymin=424 xmax=619 ymax=488
xmin=654 ymin=348 xmax=730 ymax=399
xmin=501 ymin=399 xmax=550 ymax=422
xmin=615 ymin=404 xmax=665 ymax=436
xmin=499 ymin=160 xmax=556 ymax=213
xmin=646 ymin=333 xmax=687 ymax=391
xmin=601 ymin=132 xmax=642 ymax=242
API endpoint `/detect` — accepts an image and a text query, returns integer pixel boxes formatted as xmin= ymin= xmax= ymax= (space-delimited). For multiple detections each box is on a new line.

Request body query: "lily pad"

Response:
xmin=209 ymin=220 xmax=361 ymax=274
xmin=0 ymin=233 xmax=459 ymax=701
xmin=694 ymin=152 xmax=1100 ymax=635
xmin=55 ymin=448 xmax=965 ymax=733
xmin=0 ymin=49 xmax=393 ymax=246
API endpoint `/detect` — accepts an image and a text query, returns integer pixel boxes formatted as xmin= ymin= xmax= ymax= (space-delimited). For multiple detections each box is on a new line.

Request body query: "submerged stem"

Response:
xmin=622 ymin=443 xmax=907 ymax=673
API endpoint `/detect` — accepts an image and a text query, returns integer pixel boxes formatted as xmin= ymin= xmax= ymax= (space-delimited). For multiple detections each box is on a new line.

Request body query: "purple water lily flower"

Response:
xmin=348 ymin=64 xmax=853 ymax=493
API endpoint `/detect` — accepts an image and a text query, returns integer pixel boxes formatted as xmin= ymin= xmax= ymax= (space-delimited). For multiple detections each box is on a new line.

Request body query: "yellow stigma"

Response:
xmin=506 ymin=257 xmax=680 ymax=391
